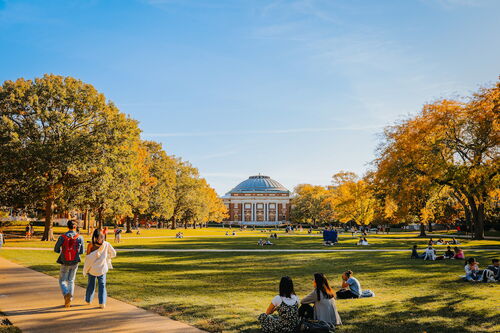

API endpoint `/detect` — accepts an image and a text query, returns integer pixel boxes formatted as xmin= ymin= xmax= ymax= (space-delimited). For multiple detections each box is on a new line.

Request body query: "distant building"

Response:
xmin=221 ymin=175 xmax=291 ymax=226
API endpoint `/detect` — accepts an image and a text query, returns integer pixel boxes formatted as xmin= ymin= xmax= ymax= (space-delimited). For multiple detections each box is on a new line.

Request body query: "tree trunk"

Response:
xmin=42 ymin=196 xmax=55 ymax=241
xmin=472 ymin=203 xmax=485 ymax=240
xmin=97 ymin=207 xmax=103 ymax=229
xmin=418 ymin=223 xmax=427 ymax=237
xmin=171 ymin=218 xmax=176 ymax=230
xmin=467 ymin=196 xmax=485 ymax=240
xmin=126 ymin=216 xmax=133 ymax=233
xmin=83 ymin=209 xmax=88 ymax=230
xmin=428 ymin=223 xmax=433 ymax=232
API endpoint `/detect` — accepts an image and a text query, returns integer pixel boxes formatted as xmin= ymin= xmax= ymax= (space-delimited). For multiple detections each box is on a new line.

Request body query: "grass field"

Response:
xmin=1 ymin=227 xmax=499 ymax=332
xmin=2 ymin=227 xmax=498 ymax=250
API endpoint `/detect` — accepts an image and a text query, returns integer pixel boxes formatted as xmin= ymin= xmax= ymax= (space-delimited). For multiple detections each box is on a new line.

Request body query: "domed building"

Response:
xmin=221 ymin=175 xmax=291 ymax=226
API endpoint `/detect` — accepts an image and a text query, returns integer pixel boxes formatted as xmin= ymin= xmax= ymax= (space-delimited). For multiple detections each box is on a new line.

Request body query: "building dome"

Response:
xmin=228 ymin=175 xmax=289 ymax=194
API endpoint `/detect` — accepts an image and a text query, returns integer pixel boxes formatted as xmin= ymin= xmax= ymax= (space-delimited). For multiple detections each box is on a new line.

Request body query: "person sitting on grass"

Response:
xmin=411 ymin=245 xmax=423 ymax=259
xmin=464 ymin=258 xmax=482 ymax=282
xmin=454 ymin=247 xmax=465 ymax=259
xmin=451 ymin=237 xmax=460 ymax=245
xmin=428 ymin=238 xmax=435 ymax=246
xmin=336 ymin=270 xmax=361 ymax=299
xmin=486 ymin=259 xmax=499 ymax=281
xmin=423 ymin=245 xmax=436 ymax=260
xmin=436 ymin=238 xmax=446 ymax=245
xmin=444 ymin=246 xmax=455 ymax=259
xmin=258 ymin=276 xmax=300 ymax=333
xmin=300 ymin=273 xmax=342 ymax=326
xmin=357 ymin=237 xmax=369 ymax=246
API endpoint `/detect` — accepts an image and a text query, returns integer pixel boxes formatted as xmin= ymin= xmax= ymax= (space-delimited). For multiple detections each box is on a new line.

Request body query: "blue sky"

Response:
xmin=1 ymin=0 xmax=499 ymax=194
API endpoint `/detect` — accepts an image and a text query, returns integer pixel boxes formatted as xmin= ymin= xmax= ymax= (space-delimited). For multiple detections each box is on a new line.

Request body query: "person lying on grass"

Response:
xmin=336 ymin=270 xmax=361 ymax=299
xmin=436 ymin=238 xmax=447 ymax=245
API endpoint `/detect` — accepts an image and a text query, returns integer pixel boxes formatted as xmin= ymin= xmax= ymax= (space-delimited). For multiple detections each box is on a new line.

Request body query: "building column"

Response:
xmin=275 ymin=202 xmax=278 ymax=221
xmin=241 ymin=202 xmax=245 ymax=222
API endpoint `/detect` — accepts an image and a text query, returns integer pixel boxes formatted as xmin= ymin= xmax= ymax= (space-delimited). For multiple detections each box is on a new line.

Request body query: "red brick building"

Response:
xmin=221 ymin=175 xmax=291 ymax=226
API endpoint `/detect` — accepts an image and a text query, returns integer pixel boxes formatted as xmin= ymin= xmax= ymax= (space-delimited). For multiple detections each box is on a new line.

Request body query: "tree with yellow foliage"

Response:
xmin=374 ymin=80 xmax=499 ymax=239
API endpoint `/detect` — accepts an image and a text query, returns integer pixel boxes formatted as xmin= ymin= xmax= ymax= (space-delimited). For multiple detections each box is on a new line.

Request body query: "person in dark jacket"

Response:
xmin=54 ymin=220 xmax=84 ymax=308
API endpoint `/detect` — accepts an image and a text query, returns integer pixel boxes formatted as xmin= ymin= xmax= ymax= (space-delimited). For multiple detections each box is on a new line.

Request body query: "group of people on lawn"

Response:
xmin=412 ymin=244 xmax=465 ymax=260
xmin=54 ymin=220 xmax=116 ymax=309
xmin=464 ymin=258 xmax=499 ymax=282
xmin=259 ymin=271 xmax=363 ymax=332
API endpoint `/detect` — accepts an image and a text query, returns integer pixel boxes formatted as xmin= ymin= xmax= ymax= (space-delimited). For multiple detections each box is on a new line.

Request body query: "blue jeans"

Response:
xmin=85 ymin=274 xmax=107 ymax=305
xmin=59 ymin=263 xmax=78 ymax=297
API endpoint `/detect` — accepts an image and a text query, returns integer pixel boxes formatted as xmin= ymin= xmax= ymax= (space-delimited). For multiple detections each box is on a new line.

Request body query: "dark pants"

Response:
xmin=336 ymin=289 xmax=359 ymax=299
xmin=298 ymin=304 xmax=314 ymax=320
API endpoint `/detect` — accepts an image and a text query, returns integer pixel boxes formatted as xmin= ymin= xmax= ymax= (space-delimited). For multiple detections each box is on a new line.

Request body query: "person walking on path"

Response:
xmin=84 ymin=228 xmax=117 ymax=309
xmin=0 ymin=229 xmax=4 ymax=249
xmin=54 ymin=220 xmax=84 ymax=308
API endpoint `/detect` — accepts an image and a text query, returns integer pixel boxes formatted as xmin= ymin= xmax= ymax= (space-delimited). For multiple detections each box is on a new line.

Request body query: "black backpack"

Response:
xmin=299 ymin=319 xmax=335 ymax=333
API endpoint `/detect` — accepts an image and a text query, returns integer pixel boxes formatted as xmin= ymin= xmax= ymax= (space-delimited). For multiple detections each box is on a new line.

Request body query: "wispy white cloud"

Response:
xmin=421 ymin=0 xmax=493 ymax=9
xmin=142 ymin=125 xmax=383 ymax=138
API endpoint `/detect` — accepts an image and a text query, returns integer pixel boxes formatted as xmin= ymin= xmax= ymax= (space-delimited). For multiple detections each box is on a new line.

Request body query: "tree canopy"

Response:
xmin=0 ymin=75 xmax=226 ymax=238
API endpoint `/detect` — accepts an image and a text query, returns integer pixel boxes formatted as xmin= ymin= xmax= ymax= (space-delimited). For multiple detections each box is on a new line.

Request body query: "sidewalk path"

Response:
xmin=3 ymin=247 xmax=499 ymax=253
xmin=0 ymin=257 xmax=204 ymax=333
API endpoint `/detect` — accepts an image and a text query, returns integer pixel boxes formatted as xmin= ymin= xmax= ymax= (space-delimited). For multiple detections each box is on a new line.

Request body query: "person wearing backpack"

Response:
xmin=54 ymin=220 xmax=84 ymax=308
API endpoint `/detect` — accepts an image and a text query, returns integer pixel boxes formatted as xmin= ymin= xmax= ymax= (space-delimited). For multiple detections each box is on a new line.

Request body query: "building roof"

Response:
xmin=226 ymin=175 xmax=290 ymax=195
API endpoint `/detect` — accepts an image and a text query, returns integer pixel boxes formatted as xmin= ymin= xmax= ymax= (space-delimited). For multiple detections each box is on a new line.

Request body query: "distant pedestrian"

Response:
xmin=25 ymin=224 xmax=31 ymax=240
xmin=102 ymin=227 xmax=108 ymax=241
xmin=0 ymin=229 xmax=4 ymax=249
xmin=84 ymin=228 xmax=116 ymax=309
xmin=54 ymin=220 xmax=84 ymax=308
xmin=114 ymin=227 xmax=122 ymax=243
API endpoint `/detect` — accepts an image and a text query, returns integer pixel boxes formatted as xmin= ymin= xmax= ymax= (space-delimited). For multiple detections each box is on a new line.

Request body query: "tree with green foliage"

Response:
xmin=0 ymin=75 xmax=142 ymax=240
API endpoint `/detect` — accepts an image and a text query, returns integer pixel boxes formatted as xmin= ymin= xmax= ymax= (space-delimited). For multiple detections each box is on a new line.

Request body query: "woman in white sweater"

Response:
xmin=84 ymin=229 xmax=117 ymax=308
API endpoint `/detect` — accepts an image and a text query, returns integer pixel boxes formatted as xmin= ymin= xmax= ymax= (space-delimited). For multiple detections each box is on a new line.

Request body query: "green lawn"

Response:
xmin=1 ymin=229 xmax=499 ymax=332
xmin=2 ymin=227 xmax=499 ymax=250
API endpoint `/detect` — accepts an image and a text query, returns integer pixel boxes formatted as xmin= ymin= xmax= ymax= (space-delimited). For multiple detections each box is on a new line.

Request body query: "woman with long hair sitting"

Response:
xmin=300 ymin=273 xmax=342 ymax=326
xmin=258 ymin=276 xmax=300 ymax=333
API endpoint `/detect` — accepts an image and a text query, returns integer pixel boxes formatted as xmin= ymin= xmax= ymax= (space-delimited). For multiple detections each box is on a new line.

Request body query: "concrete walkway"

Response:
xmin=3 ymin=247 xmax=499 ymax=252
xmin=0 ymin=257 xmax=204 ymax=333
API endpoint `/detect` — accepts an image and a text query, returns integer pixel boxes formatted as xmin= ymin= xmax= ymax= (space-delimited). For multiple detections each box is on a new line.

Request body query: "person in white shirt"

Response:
xmin=83 ymin=228 xmax=116 ymax=308
xmin=258 ymin=276 xmax=300 ymax=333
xmin=423 ymin=245 xmax=436 ymax=260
